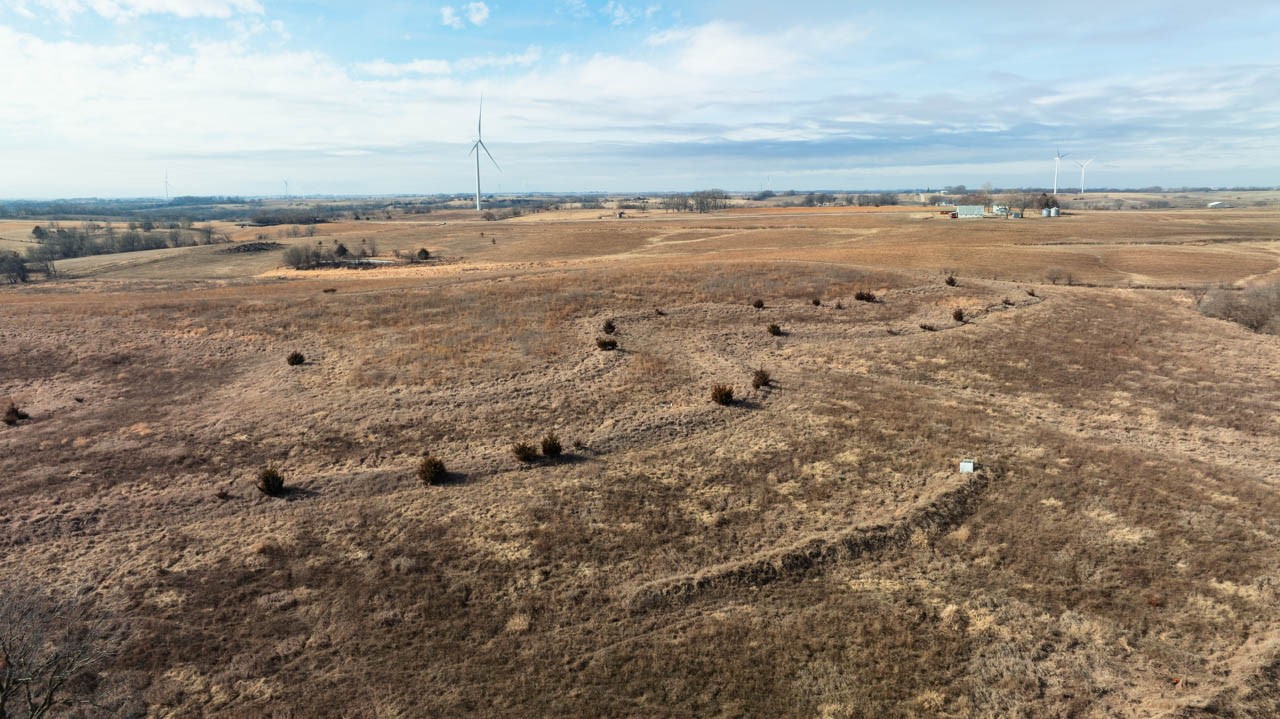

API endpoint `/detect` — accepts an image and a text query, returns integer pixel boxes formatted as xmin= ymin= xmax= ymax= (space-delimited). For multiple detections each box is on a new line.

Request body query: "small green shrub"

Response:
xmin=854 ymin=290 xmax=877 ymax=302
xmin=256 ymin=467 xmax=285 ymax=496
xmin=711 ymin=384 xmax=734 ymax=405
xmin=752 ymin=368 xmax=771 ymax=390
xmin=752 ymin=299 xmax=764 ymax=309
xmin=286 ymin=351 xmax=305 ymax=366
xmin=601 ymin=319 xmax=616 ymax=335
xmin=767 ymin=324 xmax=783 ymax=336
xmin=418 ymin=455 xmax=448 ymax=485
xmin=595 ymin=337 xmax=618 ymax=351
xmin=540 ymin=433 xmax=563 ymax=459
xmin=512 ymin=442 xmax=539 ymax=463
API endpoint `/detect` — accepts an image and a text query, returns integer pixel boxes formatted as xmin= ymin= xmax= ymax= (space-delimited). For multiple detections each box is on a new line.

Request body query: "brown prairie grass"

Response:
xmin=1 ymin=208 xmax=1278 ymax=717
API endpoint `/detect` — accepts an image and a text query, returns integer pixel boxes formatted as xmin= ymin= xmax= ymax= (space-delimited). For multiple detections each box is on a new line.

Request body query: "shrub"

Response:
xmin=286 ymin=351 xmax=305 ymax=366
xmin=256 ymin=467 xmax=285 ymax=496
xmin=1026 ymin=288 xmax=1038 ymax=297
xmin=1044 ymin=267 xmax=1071 ymax=285
xmin=920 ymin=323 xmax=939 ymax=332
xmin=3 ymin=403 xmax=31 ymax=426
xmin=752 ymin=368 xmax=771 ymax=389
xmin=854 ymin=290 xmax=877 ymax=302
xmin=418 ymin=455 xmax=448 ymax=485
xmin=322 ymin=287 xmax=337 ymax=294
xmin=416 ymin=248 xmax=431 ymax=261
xmin=945 ymin=275 xmax=957 ymax=286
xmin=1201 ymin=280 xmax=1280 ymax=334
xmin=952 ymin=308 xmax=966 ymax=323
xmin=834 ymin=302 xmax=844 ymax=310
xmin=811 ymin=298 xmax=822 ymax=306
xmin=1002 ymin=298 xmax=1015 ymax=306
xmin=752 ymin=298 xmax=764 ymax=309
xmin=512 ymin=442 xmax=539 ymax=463
xmin=711 ymin=384 xmax=734 ymax=405
xmin=655 ymin=308 xmax=667 ymax=316
xmin=767 ymin=324 xmax=783 ymax=336
xmin=601 ymin=319 xmax=616 ymax=335
xmin=540 ymin=433 xmax=563 ymax=459
xmin=595 ymin=337 xmax=618 ymax=351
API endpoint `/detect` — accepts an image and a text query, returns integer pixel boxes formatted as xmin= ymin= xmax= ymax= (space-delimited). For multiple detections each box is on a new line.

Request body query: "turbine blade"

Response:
xmin=479 ymin=140 xmax=500 ymax=171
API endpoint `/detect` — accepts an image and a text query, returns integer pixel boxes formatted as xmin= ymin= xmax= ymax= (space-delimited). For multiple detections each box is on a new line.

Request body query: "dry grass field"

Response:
xmin=2 ymin=206 xmax=1279 ymax=717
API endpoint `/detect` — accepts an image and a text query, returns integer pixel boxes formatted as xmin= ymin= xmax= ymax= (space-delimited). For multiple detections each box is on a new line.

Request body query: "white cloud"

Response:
xmin=357 ymin=46 xmax=540 ymax=77
xmin=457 ymin=45 xmax=541 ymax=71
xmin=441 ymin=2 xmax=487 ymax=29
xmin=25 ymin=0 xmax=263 ymax=20
xmin=440 ymin=6 xmax=462 ymax=29
xmin=603 ymin=1 xmax=635 ymax=26
xmin=358 ymin=58 xmax=453 ymax=76
xmin=464 ymin=2 xmax=488 ymax=25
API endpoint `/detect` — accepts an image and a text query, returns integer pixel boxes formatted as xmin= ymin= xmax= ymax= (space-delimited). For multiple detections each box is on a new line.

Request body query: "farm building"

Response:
xmin=955 ymin=205 xmax=984 ymax=218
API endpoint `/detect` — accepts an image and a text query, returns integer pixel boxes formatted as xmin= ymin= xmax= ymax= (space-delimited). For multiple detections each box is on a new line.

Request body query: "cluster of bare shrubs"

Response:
xmin=286 ymin=351 xmax=305 ymax=366
xmin=513 ymin=433 xmax=565 ymax=463
xmin=1200 ymin=279 xmax=1280 ymax=334
xmin=854 ymin=290 xmax=877 ymax=303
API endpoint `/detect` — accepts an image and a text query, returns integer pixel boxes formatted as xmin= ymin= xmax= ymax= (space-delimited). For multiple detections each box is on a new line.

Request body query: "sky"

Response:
xmin=1 ymin=0 xmax=1278 ymax=197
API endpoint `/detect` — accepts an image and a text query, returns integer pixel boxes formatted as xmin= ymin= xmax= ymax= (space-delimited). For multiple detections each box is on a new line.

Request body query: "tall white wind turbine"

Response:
xmin=1075 ymin=159 xmax=1093 ymax=195
xmin=1053 ymin=148 xmax=1069 ymax=195
xmin=469 ymin=97 xmax=500 ymax=212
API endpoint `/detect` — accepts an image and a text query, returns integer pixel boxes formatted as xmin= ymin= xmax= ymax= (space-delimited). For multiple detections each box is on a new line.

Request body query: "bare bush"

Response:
xmin=418 ymin=455 xmax=448 ymax=485
xmin=1200 ymin=280 xmax=1280 ymax=334
xmin=540 ymin=433 xmax=563 ymax=459
xmin=710 ymin=384 xmax=734 ymax=405
xmin=256 ymin=467 xmax=285 ymax=496
xmin=752 ymin=369 xmax=771 ymax=390
xmin=0 ymin=582 xmax=113 ymax=718
xmin=512 ymin=442 xmax=539 ymax=463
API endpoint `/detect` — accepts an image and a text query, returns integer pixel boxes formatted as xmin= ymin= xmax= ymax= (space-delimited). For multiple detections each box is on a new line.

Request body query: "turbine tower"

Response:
xmin=1075 ymin=159 xmax=1093 ymax=195
xmin=284 ymin=179 xmax=289 ymax=199
xmin=164 ymin=170 xmax=170 ymax=200
xmin=1052 ymin=148 xmax=1069 ymax=195
xmin=468 ymin=96 xmax=500 ymax=212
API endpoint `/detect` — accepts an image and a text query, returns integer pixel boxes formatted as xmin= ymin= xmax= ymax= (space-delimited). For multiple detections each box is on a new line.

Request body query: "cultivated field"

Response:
xmin=2 ymin=207 xmax=1279 ymax=717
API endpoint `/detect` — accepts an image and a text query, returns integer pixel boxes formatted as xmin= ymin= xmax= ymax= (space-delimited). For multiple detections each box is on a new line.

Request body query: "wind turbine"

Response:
xmin=468 ymin=96 xmax=500 ymax=212
xmin=1075 ymin=159 xmax=1093 ymax=195
xmin=1052 ymin=148 xmax=1069 ymax=195
xmin=164 ymin=170 xmax=170 ymax=200
xmin=283 ymin=179 xmax=290 ymax=199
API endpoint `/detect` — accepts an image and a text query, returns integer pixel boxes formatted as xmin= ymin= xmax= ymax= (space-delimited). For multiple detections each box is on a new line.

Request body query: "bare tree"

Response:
xmin=0 ymin=583 xmax=114 ymax=718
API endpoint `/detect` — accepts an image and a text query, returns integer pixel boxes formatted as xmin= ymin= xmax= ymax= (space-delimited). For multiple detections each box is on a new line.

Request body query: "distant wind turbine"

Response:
xmin=468 ymin=96 xmax=500 ymax=212
xmin=1053 ymin=148 xmax=1069 ymax=195
xmin=1075 ymin=159 xmax=1093 ymax=195
xmin=164 ymin=170 xmax=170 ymax=200
xmin=284 ymin=179 xmax=290 ymax=199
